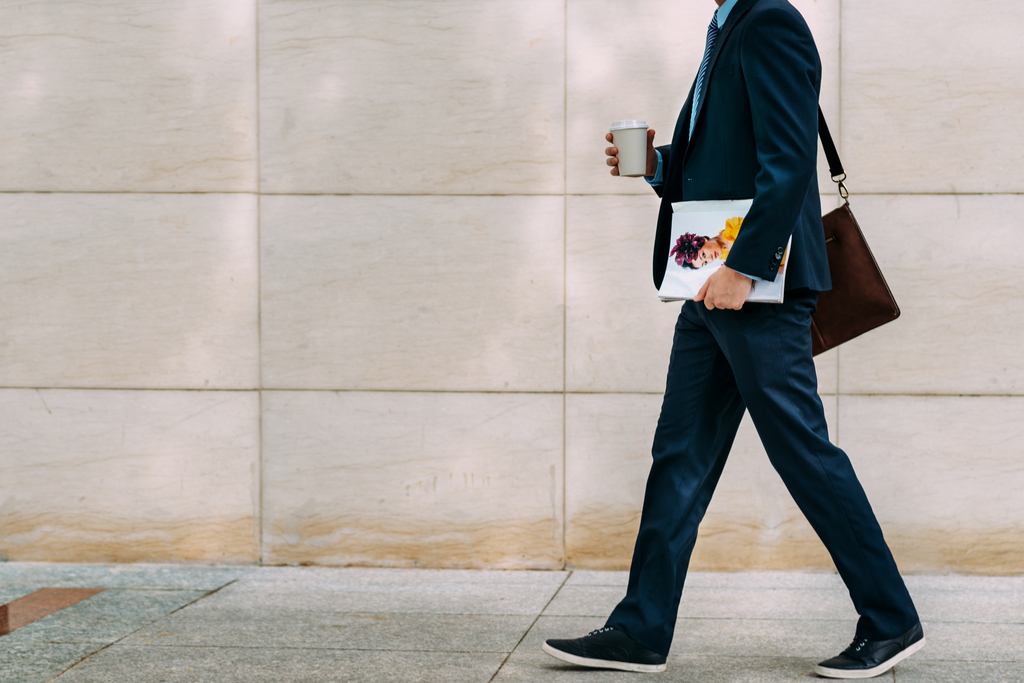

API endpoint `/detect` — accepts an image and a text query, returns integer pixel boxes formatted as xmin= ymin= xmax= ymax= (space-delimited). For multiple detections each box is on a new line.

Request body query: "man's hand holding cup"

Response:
xmin=606 ymin=122 xmax=658 ymax=177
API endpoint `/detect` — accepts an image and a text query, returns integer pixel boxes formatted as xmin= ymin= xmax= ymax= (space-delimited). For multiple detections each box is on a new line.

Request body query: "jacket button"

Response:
xmin=768 ymin=264 xmax=777 ymax=272
xmin=775 ymin=248 xmax=785 ymax=257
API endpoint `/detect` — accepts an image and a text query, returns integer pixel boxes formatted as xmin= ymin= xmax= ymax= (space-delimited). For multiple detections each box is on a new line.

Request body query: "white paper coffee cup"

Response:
xmin=610 ymin=120 xmax=649 ymax=177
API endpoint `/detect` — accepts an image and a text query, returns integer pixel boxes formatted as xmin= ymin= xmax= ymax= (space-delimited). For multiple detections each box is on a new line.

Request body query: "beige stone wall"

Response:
xmin=1 ymin=0 xmax=1021 ymax=573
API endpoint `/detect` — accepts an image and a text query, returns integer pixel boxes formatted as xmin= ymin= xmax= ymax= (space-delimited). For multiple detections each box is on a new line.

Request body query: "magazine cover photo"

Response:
xmin=657 ymin=199 xmax=790 ymax=303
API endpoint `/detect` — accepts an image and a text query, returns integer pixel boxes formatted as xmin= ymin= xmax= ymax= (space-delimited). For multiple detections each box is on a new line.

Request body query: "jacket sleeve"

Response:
xmin=650 ymin=144 xmax=673 ymax=198
xmin=722 ymin=7 xmax=821 ymax=281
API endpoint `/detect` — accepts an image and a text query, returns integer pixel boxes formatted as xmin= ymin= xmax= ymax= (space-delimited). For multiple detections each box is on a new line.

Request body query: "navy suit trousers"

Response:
xmin=605 ymin=290 xmax=919 ymax=657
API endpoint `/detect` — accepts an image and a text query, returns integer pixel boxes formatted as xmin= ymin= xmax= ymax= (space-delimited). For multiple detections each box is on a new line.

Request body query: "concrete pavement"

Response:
xmin=1 ymin=563 xmax=1021 ymax=682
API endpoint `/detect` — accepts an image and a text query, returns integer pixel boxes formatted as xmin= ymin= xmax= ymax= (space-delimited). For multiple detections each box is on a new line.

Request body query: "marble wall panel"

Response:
xmin=839 ymin=395 xmax=1024 ymax=574
xmin=260 ymin=195 xmax=564 ymax=391
xmin=838 ymin=195 xmax=1024 ymax=395
xmin=258 ymin=0 xmax=564 ymax=195
xmin=815 ymin=347 xmax=839 ymax=396
xmin=0 ymin=389 xmax=259 ymax=563
xmin=843 ymin=0 xmax=1024 ymax=193
xmin=565 ymin=393 xmax=838 ymax=570
xmin=566 ymin=0 xmax=840 ymax=195
xmin=0 ymin=194 xmax=259 ymax=390
xmin=566 ymin=196 xmax=677 ymax=393
xmin=0 ymin=0 xmax=256 ymax=192
xmin=567 ymin=196 xmax=840 ymax=394
xmin=261 ymin=391 xmax=564 ymax=569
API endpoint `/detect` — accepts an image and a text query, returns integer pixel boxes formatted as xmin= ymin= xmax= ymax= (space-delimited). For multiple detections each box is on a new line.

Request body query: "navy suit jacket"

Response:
xmin=652 ymin=0 xmax=831 ymax=292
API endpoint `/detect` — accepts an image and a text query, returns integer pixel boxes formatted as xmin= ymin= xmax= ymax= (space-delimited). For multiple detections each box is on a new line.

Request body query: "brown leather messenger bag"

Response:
xmin=809 ymin=109 xmax=900 ymax=356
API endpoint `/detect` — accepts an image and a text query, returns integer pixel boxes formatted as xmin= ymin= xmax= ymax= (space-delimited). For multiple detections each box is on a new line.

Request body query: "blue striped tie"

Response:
xmin=689 ymin=10 xmax=720 ymax=140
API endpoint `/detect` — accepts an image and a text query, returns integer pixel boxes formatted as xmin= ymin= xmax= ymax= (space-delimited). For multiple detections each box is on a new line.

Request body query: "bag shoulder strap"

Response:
xmin=817 ymin=106 xmax=849 ymax=201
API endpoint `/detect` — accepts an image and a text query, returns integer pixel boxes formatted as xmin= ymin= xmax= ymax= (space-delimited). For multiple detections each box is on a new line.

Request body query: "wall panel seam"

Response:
xmin=255 ymin=0 xmax=265 ymax=567
xmin=561 ymin=0 xmax=569 ymax=570
xmin=4 ymin=191 xmax=1024 ymax=197
xmin=0 ymin=387 xmax=262 ymax=393
xmin=5 ymin=389 xmax=1015 ymax=398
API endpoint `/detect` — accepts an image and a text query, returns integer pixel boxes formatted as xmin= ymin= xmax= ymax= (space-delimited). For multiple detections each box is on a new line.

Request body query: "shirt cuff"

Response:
xmin=644 ymin=150 xmax=663 ymax=186
xmin=733 ymin=270 xmax=763 ymax=282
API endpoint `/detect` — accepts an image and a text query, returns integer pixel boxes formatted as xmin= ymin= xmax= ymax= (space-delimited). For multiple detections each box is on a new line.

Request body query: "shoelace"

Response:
xmin=587 ymin=627 xmax=615 ymax=637
xmin=842 ymin=637 xmax=871 ymax=658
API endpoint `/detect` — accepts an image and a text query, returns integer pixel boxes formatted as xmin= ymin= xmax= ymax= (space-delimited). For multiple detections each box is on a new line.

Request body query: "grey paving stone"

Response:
xmin=0 ymin=587 xmax=35 ymax=604
xmin=543 ymin=585 xmax=858 ymax=621
xmin=494 ymin=652 xmax=647 ymax=683
xmin=916 ymin=621 xmax=1024 ymax=661
xmin=677 ymin=587 xmax=856 ymax=622
xmin=503 ymin=616 xmax=607 ymax=652
xmin=130 ymin=610 xmax=535 ymax=652
xmin=52 ymin=645 xmax=507 ymax=683
xmin=669 ymin=618 xmax=850 ymax=660
xmin=563 ymin=570 xmax=629 ymax=587
xmin=0 ymin=562 xmax=254 ymax=591
xmin=238 ymin=566 xmax=568 ymax=589
xmin=541 ymin=585 xmax=623 ymax=616
xmin=0 ymin=641 xmax=100 ymax=683
xmin=202 ymin=573 xmax=563 ymax=616
xmin=5 ymin=588 xmax=208 ymax=645
xmin=680 ymin=572 xmax=846 ymax=591
xmin=894 ymin=659 xmax=1024 ymax=682
xmin=915 ymin=588 xmax=1024 ymax=623
xmin=904 ymin=574 xmax=1024 ymax=594
xmin=494 ymin=652 xmax=822 ymax=682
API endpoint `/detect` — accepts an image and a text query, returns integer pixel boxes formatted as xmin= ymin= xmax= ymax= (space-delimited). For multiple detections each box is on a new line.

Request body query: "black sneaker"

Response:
xmin=542 ymin=626 xmax=667 ymax=673
xmin=815 ymin=621 xmax=925 ymax=679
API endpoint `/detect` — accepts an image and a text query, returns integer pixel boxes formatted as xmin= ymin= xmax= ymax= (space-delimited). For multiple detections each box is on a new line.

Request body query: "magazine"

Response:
xmin=657 ymin=199 xmax=791 ymax=304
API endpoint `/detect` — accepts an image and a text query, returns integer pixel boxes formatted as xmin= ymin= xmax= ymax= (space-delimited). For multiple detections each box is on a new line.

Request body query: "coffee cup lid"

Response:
xmin=610 ymin=120 xmax=648 ymax=131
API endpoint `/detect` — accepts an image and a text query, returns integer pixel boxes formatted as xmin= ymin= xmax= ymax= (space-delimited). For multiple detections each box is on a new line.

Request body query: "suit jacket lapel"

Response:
xmin=684 ymin=0 xmax=759 ymax=161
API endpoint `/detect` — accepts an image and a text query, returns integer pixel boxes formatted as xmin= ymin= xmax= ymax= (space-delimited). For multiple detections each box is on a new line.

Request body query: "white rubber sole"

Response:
xmin=814 ymin=636 xmax=926 ymax=679
xmin=541 ymin=642 xmax=667 ymax=673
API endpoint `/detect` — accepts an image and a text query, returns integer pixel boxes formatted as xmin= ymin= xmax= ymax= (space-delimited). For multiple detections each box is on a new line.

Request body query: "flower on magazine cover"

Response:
xmin=671 ymin=232 xmax=707 ymax=268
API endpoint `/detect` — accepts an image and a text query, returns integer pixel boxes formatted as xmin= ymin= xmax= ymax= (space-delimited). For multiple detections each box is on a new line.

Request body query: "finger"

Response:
xmin=647 ymin=128 xmax=656 ymax=143
xmin=610 ymin=166 xmax=619 ymax=176
xmin=606 ymin=132 xmax=614 ymax=143
xmin=606 ymin=156 xmax=619 ymax=167
xmin=605 ymin=146 xmax=618 ymax=157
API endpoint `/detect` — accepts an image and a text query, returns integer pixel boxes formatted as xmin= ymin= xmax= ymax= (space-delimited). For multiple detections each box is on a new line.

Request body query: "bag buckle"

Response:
xmin=831 ymin=173 xmax=850 ymax=204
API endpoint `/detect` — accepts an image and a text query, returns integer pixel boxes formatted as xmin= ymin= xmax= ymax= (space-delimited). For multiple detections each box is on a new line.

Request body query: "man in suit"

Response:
xmin=542 ymin=0 xmax=925 ymax=677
